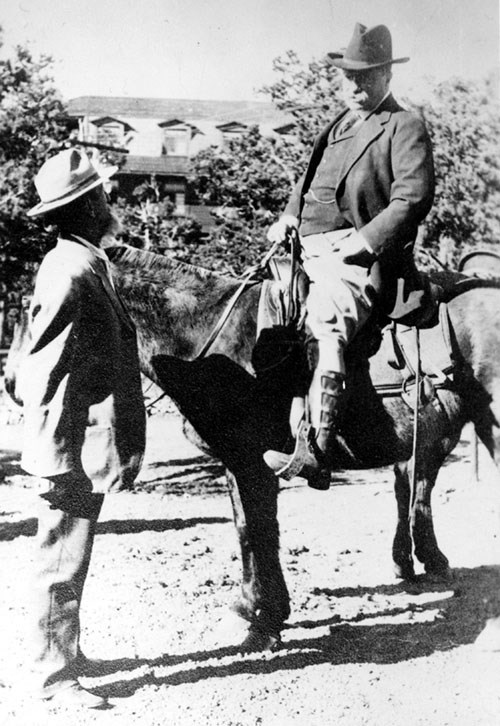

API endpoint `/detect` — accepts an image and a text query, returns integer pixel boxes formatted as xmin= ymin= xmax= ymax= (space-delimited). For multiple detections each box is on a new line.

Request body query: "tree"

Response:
xmin=262 ymin=50 xmax=343 ymax=151
xmin=188 ymin=126 xmax=292 ymax=274
xmin=111 ymin=176 xmax=204 ymax=260
xmin=0 ymin=30 xmax=69 ymax=297
xmin=187 ymin=53 xmax=342 ymax=275
xmin=412 ymin=78 xmax=500 ymax=268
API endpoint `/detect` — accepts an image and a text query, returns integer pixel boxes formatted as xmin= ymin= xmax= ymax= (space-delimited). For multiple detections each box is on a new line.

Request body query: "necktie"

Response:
xmin=336 ymin=113 xmax=361 ymax=138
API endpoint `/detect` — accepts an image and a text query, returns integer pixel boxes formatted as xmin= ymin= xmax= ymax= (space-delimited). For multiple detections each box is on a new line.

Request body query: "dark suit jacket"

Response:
xmin=17 ymin=237 xmax=146 ymax=491
xmin=285 ymin=95 xmax=435 ymax=307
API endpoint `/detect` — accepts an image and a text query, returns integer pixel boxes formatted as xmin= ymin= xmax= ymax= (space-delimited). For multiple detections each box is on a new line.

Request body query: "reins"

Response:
xmin=194 ymin=239 xmax=282 ymax=359
xmin=144 ymin=237 xmax=284 ymax=415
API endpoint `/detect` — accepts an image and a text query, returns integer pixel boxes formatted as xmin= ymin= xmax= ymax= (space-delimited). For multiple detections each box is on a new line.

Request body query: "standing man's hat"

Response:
xmin=327 ymin=23 xmax=409 ymax=70
xmin=27 ymin=148 xmax=117 ymax=217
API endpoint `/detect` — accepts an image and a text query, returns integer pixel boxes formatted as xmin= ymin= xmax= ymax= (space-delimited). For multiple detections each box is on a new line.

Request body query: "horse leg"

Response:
xmin=229 ymin=461 xmax=291 ymax=650
xmin=408 ymin=453 xmax=451 ymax=579
xmin=225 ymin=469 xmax=261 ymax=622
xmin=392 ymin=461 xmax=416 ymax=580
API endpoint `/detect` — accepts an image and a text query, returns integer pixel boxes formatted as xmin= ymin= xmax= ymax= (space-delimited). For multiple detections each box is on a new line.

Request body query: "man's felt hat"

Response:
xmin=27 ymin=148 xmax=117 ymax=217
xmin=327 ymin=23 xmax=409 ymax=70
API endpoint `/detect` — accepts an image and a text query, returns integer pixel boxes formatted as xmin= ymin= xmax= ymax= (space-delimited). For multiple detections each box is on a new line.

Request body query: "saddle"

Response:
xmin=254 ymin=254 xmax=456 ymax=410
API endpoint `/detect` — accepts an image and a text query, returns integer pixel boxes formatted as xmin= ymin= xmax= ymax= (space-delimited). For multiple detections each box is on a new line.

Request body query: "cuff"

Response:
xmin=352 ymin=230 xmax=376 ymax=256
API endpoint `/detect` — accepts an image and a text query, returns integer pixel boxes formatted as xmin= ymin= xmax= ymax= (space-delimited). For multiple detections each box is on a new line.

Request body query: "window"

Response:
xmin=162 ymin=127 xmax=189 ymax=156
xmin=90 ymin=117 xmax=133 ymax=148
xmin=216 ymin=122 xmax=248 ymax=149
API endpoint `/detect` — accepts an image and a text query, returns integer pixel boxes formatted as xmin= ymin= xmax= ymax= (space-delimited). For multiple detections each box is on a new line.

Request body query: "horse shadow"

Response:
xmin=93 ymin=565 xmax=500 ymax=698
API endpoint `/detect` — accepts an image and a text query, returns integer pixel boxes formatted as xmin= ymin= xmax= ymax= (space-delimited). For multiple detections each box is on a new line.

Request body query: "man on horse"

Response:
xmin=17 ymin=149 xmax=146 ymax=708
xmin=264 ymin=23 xmax=435 ymax=488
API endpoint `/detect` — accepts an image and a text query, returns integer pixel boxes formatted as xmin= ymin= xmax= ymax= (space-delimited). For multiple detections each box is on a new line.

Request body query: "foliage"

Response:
xmin=179 ymin=214 xmax=271 ymax=277
xmin=190 ymin=126 xmax=293 ymax=217
xmin=112 ymin=195 xmax=203 ymax=255
xmin=185 ymin=53 xmax=343 ymax=274
xmin=111 ymin=176 xmax=204 ymax=263
xmin=411 ymin=78 xmax=500 ymax=268
xmin=187 ymin=126 xmax=291 ymax=274
xmin=0 ymin=30 xmax=69 ymax=297
xmin=262 ymin=50 xmax=343 ymax=150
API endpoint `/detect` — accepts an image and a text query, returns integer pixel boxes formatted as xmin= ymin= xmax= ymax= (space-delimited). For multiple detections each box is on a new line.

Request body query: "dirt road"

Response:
xmin=1 ymin=405 xmax=500 ymax=725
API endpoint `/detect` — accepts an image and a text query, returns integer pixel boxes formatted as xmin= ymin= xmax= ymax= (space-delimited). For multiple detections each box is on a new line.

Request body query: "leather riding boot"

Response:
xmin=264 ymin=371 xmax=344 ymax=490
xmin=31 ymin=487 xmax=105 ymax=704
xmin=313 ymin=371 xmax=345 ymax=459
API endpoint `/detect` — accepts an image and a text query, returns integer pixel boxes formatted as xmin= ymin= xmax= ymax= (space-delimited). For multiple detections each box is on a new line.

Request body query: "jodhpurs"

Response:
xmin=301 ymin=230 xmax=377 ymax=375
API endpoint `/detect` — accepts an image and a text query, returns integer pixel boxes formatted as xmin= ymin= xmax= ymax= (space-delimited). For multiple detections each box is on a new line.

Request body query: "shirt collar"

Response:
xmin=65 ymin=233 xmax=110 ymax=263
xmin=356 ymin=90 xmax=391 ymax=120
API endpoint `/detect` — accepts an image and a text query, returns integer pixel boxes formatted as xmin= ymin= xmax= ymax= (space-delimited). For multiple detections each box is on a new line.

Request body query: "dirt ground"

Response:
xmin=1 ymin=390 xmax=500 ymax=726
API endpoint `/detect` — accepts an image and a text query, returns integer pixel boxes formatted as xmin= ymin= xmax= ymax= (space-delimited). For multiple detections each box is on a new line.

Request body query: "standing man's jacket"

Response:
xmin=17 ymin=237 xmax=146 ymax=491
xmin=285 ymin=95 xmax=435 ymax=311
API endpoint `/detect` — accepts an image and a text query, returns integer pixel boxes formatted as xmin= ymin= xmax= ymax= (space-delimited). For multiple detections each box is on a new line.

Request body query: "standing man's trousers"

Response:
xmin=31 ymin=472 xmax=103 ymax=697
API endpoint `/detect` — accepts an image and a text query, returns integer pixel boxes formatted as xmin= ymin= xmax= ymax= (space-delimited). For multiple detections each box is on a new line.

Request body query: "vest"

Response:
xmin=299 ymin=118 xmax=359 ymax=237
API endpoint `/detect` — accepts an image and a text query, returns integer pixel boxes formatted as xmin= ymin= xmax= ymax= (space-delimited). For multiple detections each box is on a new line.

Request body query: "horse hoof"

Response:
xmin=474 ymin=617 xmax=500 ymax=651
xmin=393 ymin=563 xmax=416 ymax=582
xmin=230 ymin=601 xmax=256 ymax=623
xmin=423 ymin=565 xmax=452 ymax=583
xmin=240 ymin=626 xmax=282 ymax=653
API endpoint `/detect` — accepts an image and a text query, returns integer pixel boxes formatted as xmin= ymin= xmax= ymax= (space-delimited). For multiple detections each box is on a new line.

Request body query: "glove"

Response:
xmin=267 ymin=215 xmax=299 ymax=247
xmin=337 ymin=230 xmax=377 ymax=268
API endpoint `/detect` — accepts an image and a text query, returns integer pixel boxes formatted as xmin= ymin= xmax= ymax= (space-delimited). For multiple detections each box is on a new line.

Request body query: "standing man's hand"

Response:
xmin=267 ymin=215 xmax=299 ymax=247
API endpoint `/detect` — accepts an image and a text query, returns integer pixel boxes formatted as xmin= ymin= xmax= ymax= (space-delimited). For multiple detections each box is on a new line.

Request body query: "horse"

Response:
xmin=5 ymin=244 xmax=500 ymax=651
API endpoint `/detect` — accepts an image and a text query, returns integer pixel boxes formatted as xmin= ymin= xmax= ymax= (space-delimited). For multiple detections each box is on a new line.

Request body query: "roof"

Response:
xmin=116 ymin=155 xmax=189 ymax=176
xmin=157 ymin=119 xmax=203 ymax=135
xmin=67 ymin=95 xmax=292 ymax=127
xmin=91 ymin=116 xmax=135 ymax=132
xmin=216 ymin=121 xmax=248 ymax=131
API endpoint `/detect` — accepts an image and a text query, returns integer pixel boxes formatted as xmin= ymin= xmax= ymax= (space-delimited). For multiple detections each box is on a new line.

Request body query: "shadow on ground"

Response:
xmin=83 ymin=565 xmax=500 ymax=698
xmin=0 ymin=516 xmax=231 ymax=541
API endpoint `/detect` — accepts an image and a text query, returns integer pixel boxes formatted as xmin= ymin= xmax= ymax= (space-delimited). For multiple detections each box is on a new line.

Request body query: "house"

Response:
xmin=67 ymin=96 xmax=294 ymax=224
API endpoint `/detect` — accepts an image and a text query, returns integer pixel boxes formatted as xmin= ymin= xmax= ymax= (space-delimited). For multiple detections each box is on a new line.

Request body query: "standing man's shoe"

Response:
xmin=44 ymin=681 xmax=108 ymax=709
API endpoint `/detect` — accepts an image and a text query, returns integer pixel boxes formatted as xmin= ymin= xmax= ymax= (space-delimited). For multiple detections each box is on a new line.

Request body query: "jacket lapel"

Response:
xmin=335 ymin=108 xmax=391 ymax=190
xmin=335 ymin=97 xmax=396 ymax=191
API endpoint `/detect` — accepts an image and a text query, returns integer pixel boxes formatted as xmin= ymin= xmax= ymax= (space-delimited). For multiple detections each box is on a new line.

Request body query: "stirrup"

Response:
xmin=273 ymin=420 xmax=314 ymax=480
xmin=273 ymin=419 xmax=329 ymax=484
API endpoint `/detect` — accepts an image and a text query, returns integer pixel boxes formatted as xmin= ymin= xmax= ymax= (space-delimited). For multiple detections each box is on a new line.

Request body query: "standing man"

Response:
xmin=17 ymin=148 xmax=146 ymax=708
xmin=264 ymin=23 xmax=435 ymax=487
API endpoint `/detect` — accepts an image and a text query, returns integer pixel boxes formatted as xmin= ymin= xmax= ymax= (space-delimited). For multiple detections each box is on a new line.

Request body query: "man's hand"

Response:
xmin=337 ymin=230 xmax=377 ymax=268
xmin=267 ymin=215 xmax=299 ymax=246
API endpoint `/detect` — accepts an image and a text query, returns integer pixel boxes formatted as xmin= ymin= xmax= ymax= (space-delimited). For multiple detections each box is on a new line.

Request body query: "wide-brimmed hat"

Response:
xmin=27 ymin=148 xmax=117 ymax=217
xmin=327 ymin=23 xmax=409 ymax=70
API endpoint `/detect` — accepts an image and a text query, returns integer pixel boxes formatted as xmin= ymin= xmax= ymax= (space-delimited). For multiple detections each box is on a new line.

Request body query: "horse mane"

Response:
xmin=103 ymin=245 xmax=253 ymax=355
xmin=105 ymin=244 xmax=234 ymax=285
